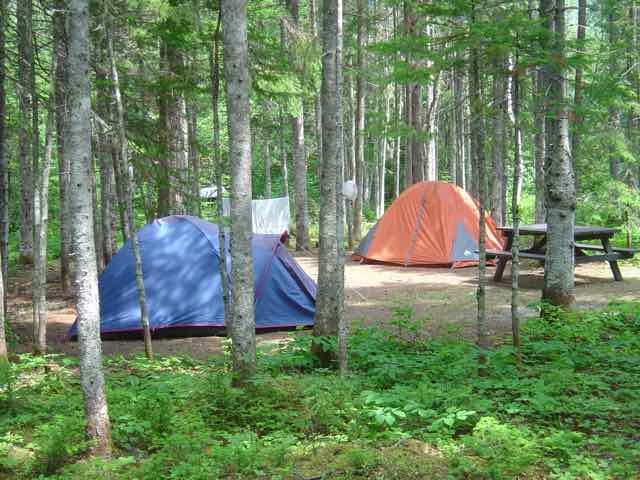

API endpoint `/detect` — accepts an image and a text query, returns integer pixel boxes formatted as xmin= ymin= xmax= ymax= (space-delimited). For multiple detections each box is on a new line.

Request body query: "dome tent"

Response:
xmin=353 ymin=181 xmax=504 ymax=267
xmin=68 ymin=216 xmax=315 ymax=339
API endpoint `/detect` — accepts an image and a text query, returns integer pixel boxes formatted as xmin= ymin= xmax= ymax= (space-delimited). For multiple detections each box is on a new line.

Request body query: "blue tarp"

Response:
xmin=68 ymin=216 xmax=316 ymax=338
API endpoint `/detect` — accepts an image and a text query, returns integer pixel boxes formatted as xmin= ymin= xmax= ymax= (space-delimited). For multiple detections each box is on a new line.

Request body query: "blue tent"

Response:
xmin=68 ymin=216 xmax=316 ymax=339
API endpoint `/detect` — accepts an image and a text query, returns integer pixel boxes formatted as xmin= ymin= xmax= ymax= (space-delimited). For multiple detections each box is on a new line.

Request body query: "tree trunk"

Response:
xmin=285 ymin=0 xmax=309 ymax=251
xmin=17 ymin=0 xmax=34 ymax=265
xmin=425 ymin=78 xmax=438 ymax=181
xmin=532 ymin=2 xmax=546 ymax=223
xmin=99 ymin=129 xmax=117 ymax=266
xmin=187 ymin=102 xmax=201 ymax=216
xmin=607 ymin=2 xmax=624 ymax=180
xmin=394 ymin=82 xmax=401 ymax=197
xmin=511 ymin=52 xmax=522 ymax=348
xmin=280 ymin=110 xmax=290 ymax=198
xmin=453 ymin=62 xmax=466 ymax=189
xmin=571 ymin=0 xmax=586 ymax=185
xmin=313 ymin=0 xmax=343 ymax=369
xmin=156 ymin=42 xmax=171 ymax=218
xmin=311 ymin=0 xmax=323 ymax=183
xmin=353 ymin=0 xmax=366 ymax=243
xmin=221 ymin=0 xmax=256 ymax=384
xmin=411 ymin=84 xmax=423 ymax=181
xmin=68 ymin=0 xmax=112 ymax=455
xmin=108 ymin=21 xmax=154 ymax=359
xmin=32 ymin=56 xmax=57 ymax=355
xmin=491 ymin=58 xmax=507 ymax=226
xmin=334 ymin=0 xmax=346 ymax=374
xmin=166 ymin=45 xmax=189 ymax=215
xmin=0 ymin=0 xmax=8 ymax=308
xmin=95 ymin=32 xmax=116 ymax=267
xmin=264 ymin=137 xmax=272 ymax=198
xmin=469 ymin=6 xmax=489 ymax=369
xmin=377 ymin=91 xmax=389 ymax=217
xmin=541 ymin=0 xmax=576 ymax=308
xmin=209 ymin=11 xmax=230 ymax=333
xmin=291 ymin=114 xmax=308 ymax=249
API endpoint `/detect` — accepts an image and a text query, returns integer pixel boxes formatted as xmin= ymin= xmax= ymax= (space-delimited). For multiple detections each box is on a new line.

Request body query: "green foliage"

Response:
xmin=1 ymin=302 xmax=640 ymax=478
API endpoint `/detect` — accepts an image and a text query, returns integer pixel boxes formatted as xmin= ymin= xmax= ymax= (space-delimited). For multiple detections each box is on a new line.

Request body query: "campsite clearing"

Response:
xmin=7 ymin=254 xmax=640 ymax=358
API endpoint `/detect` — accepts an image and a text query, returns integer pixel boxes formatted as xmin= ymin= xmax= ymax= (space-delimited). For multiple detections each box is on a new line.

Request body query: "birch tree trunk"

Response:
xmin=353 ymin=0 xmax=366 ymax=243
xmin=108 ymin=23 xmax=154 ymax=359
xmin=542 ymin=0 xmax=576 ymax=308
xmin=33 ymin=56 xmax=57 ymax=355
xmin=221 ymin=0 xmax=256 ymax=384
xmin=313 ymin=0 xmax=343 ymax=368
xmin=68 ymin=0 xmax=112 ymax=454
xmin=17 ymin=0 xmax=34 ymax=265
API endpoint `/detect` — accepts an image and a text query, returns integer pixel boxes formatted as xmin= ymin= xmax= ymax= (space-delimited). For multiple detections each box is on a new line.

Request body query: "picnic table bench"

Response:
xmin=487 ymin=224 xmax=639 ymax=282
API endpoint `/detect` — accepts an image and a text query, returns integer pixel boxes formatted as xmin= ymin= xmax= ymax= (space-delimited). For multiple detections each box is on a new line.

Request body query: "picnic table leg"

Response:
xmin=601 ymin=237 xmax=623 ymax=281
xmin=493 ymin=235 xmax=513 ymax=282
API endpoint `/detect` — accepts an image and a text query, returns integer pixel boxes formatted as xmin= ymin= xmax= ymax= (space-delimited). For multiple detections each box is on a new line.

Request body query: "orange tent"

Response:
xmin=352 ymin=181 xmax=504 ymax=267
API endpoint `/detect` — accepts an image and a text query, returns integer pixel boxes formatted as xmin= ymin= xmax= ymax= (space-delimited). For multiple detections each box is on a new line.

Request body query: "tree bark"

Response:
xmin=469 ymin=4 xmax=489 ymax=368
xmin=453 ymin=61 xmax=466 ymax=189
xmin=511 ymin=52 xmax=522 ymax=348
xmin=32 ymin=56 xmax=57 ymax=355
xmin=377 ymin=88 xmax=390 ymax=218
xmin=334 ymin=0 xmax=346 ymax=374
xmin=607 ymin=2 xmax=624 ymax=180
xmin=264 ymin=137 xmax=272 ymax=198
xmin=541 ymin=0 xmax=575 ymax=308
xmin=108 ymin=21 xmax=154 ymax=359
xmin=221 ymin=0 xmax=256 ymax=384
xmin=313 ymin=0 xmax=343 ymax=368
xmin=394 ymin=82 xmax=402 ymax=197
xmin=0 ymin=0 xmax=8 ymax=308
xmin=353 ymin=0 xmax=365 ymax=243
xmin=187 ymin=102 xmax=201 ymax=216
xmin=571 ymin=0 xmax=586 ymax=185
xmin=209 ymin=11 xmax=230 ymax=333
xmin=17 ymin=0 xmax=34 ymax=265
xmin=280 ymin=110 xmax=290 ymax=198
xmin=166 ymin=44 xmax=189 ymax=215
xmin=285 ymin=0 xmax=309 ymax=251
xmin=68 ymin=0 xmax=112 ymax=455
xmin=491 ymin=57 xmax=507 ymax=226
xmin=532 ymin=1 xmax=546 ymax=223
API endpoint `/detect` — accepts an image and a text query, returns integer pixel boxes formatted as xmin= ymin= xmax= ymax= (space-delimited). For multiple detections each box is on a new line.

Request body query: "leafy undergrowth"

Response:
xmin=1 ymin=301 xmax=639 ymax=479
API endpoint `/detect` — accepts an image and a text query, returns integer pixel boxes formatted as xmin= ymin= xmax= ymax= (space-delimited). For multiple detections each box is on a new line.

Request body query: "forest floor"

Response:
xmin=6 ymin=253 xmax=640 ymax=358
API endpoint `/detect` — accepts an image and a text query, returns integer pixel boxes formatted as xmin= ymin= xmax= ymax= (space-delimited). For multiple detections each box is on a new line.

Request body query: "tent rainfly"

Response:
xmin=68 ymin=216 xmax=315 ymax=339
xmin=353 ymin=181 xmax=504 ymax=267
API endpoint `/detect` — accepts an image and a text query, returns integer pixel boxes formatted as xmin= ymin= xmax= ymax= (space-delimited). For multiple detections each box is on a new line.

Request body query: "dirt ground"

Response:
xmin=7 ymin=253 xmax=640 ymax=359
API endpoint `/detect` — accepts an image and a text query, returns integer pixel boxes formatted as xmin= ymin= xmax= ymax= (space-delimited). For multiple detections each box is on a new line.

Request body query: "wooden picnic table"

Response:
xmin=488 ymin=223 xmax=638 ymax=282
